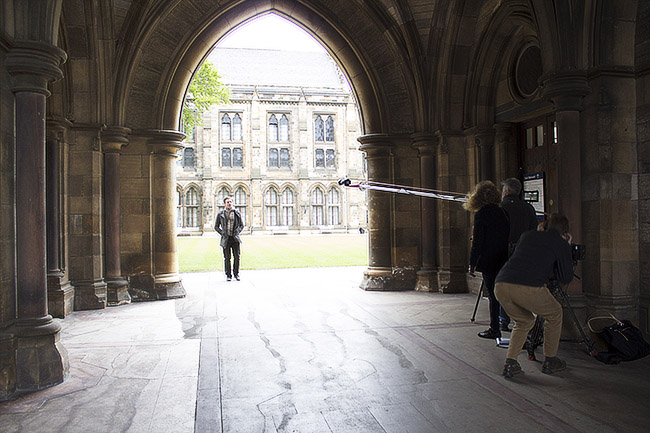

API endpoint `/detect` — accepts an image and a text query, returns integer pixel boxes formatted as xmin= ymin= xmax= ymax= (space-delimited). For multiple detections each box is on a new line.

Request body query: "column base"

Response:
xmin=154 ymin=273 xmax=186 ymax=299
xmin=47 ymin=272 xmax=75 ymax=318
xmin=12 ymin=316 xmax=69 ymax=395
xmin=73 ymin=279 xmax=107 ymax=310
xmin=437 ymin=268 xmax=469 ymax=293
xmin=128 ymin=274 xmax=186 ymax=301
xmin=415 ymin=268 xmax=440 ymax=292
xmin=360 ymin=267 xmax=415 ymax=291
xmin=0 ymin=333 xmax=16 ymax=401
xmin=106 ymin=277 xmax=131 ymax=307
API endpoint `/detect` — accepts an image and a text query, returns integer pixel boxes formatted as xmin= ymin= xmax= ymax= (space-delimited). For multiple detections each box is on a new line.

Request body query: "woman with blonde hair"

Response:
xmin=465 ymin=181 xmax=510 ymax=339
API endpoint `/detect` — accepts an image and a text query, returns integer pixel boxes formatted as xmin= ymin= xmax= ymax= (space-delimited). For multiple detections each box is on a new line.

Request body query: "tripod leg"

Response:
xmin=470 ymin=280 xmax=484 ymax=322
xmin=558 ymin=288 xmax=595 ymax=354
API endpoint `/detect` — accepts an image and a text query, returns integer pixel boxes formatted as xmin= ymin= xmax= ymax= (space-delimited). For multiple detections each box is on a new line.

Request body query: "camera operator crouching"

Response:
xmin=494 ymin=214 xmax=574 ymax=378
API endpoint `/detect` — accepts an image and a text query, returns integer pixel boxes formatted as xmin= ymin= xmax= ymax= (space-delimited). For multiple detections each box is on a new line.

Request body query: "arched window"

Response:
xmin=217 ymin=187 xmax=230 ymax=214
xmin=311 ymin=187 xmax=324 ymax=225
xmin=234 ymin=187 xmax=247 ymax=225
xmin=185 ymin=187 xmax=199 ymax=227
xmin=314 ymin=116 xmax=324 ymax=142
xmin=281 ymin=188 xmax=294 ymax=226
xmin=183 ymin=147 xmax=195 ymax=168
xmin=327 ymin=188 xmax=340 ymax=225
xmin=279 ymin=114 xmax=289 ymax=141
xmin=265 ymin=187 xmax=279 ymax=226
xmin=325 ymin=116 xmax=334 ymax=142
xmin=176 ymin=188 xmax=182 ymax=227
xmin=232 ymin=114 xmax=242 ymax=141
xmin=221 ymin=114 xmax=231 ymax=141
xmin=268 ymin=114 xmax=278 ymax=142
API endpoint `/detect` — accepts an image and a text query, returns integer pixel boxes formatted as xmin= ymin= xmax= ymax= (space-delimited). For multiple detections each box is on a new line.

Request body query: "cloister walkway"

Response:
xmin=1 ymin=266 xmax=649 ymax=432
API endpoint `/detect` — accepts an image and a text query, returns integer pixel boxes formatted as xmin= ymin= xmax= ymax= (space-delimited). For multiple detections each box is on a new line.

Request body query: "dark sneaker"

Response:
xmin=541 ymin=357 xmax=566 ymax=374
xmin=234 ymin=275 xmax=240 ymax=281
xmin=478 ymin=328 xmax=501 ymax=339
xmin=226 ymin=277 xmax=232 ymax=282
xmin=500 ymin=323 xmax=511 ymax=332
xmin=502 ymin=359 xmax=522 ymax=378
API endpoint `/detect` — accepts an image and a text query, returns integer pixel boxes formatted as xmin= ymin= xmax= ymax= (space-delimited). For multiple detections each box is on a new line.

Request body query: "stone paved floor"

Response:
xmin=1 ymin=266 xmax=649 ymax=432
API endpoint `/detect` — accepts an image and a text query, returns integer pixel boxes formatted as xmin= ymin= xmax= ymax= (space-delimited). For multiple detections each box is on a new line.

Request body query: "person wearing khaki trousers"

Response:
xmin=494 ymin=214 xmax=574 ymax=378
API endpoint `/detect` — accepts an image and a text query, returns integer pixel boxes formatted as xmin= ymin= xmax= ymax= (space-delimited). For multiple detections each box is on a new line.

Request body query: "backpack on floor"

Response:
xmin=588 ymin=313 xmax=650 ymax=364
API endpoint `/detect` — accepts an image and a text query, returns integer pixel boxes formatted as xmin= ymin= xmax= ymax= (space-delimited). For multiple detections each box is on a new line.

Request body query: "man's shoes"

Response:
xmin=541 ymin=356 xmax=566 ymax=374
xmin=502 ymin=359 xmax=522 ymax=378
xmin=500 ymin=323 xmax=511 ymax=332
xmin=234 ymin=275 xmax=240 ymax=281
xmin=226 ymin=276 xmax=232 ymax=282
xmin=477 ymin=328 xmax=501 ymax=339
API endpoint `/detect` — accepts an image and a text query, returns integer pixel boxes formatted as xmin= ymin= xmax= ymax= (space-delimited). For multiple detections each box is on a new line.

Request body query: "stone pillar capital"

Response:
xmin=541 ymin=71 xmax=591 ymax=112
xmin=465 ymin=127 xmax=495 ymax=149
xmin=6 ymin=40 xmax=67 ymax=96
xmin=144 ymin=130 xmax=186 ymax=156
xmin=411 ymin=132 xmax=437 ymax=155
xmin=101 ymin=126 xmax=131 ymax=153
xmin=46 ymin=118 xmax=72 ymax=141
xmin=357 ymin=133 xmax=393 ymax=157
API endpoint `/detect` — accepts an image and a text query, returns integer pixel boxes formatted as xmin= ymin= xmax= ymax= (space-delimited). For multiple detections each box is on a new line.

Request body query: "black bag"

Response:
xmin=588 ymin=314 xmax=650 ymax=364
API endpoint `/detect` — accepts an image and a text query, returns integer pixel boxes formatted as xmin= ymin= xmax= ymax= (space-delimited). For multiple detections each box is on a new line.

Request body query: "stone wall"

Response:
xmin=636 ymin=0 xmax=650 ymax=335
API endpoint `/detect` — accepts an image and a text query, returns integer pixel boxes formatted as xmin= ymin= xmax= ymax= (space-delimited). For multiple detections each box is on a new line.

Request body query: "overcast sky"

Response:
xmin=215 ymin=13 xmax=325 ymax=53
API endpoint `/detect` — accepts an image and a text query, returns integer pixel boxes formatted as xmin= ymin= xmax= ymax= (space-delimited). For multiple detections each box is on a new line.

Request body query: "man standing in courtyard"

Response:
xmin=214 ymin=196 xmax=243 ymax=281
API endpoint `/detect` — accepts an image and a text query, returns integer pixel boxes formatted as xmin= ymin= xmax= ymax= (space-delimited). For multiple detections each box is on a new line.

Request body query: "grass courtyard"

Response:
xmin=177 ymin=234 xmax=369 ymax=272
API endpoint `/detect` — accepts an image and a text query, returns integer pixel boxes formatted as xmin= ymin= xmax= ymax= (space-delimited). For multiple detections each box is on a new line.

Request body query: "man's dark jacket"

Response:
xmin=496 ymin=229 xmax=573 ymax=287
xmin=214 ymin=208 xmax=243 ymax=248
xmin=469 ymin=203 xmax=510 ymax=273
xmin=501 ymin=194 xmax=538 ymax=244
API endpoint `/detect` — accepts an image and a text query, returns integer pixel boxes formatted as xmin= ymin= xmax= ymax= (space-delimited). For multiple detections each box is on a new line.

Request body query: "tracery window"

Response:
xmin=217 ymin=187 xmax=231 ymax=214
xmin=176 ymin=188 xmax=182 ymax=227
xmin=221 ymin=114 xmax=231 ymax=141
xmin=281 ymin=188 xmax=294 ymax=226
xmin=325 ymin=116 xmax=334 ymax=142
xmin=311 ymin=187 xmax=324 ymax=225
xmin=265 ymin=187 xmax=279 ymax=226
xmin=327 ymin=188 xmax=340 ymax=225
xmin=185 ymin=187 xmax=200 ymax=227
xmin=268 ymin=114 xmax=278 ymax=142
xmin=315 ymin=116 xmax=324 ymax=142
xmin=234 ymin=187 xmax=247 ymax=225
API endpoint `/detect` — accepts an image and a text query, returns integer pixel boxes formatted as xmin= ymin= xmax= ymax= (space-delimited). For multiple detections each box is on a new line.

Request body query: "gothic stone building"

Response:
xmin=2 ymin=0 xmax=650 ymax=399
xmin=177 ymin=48 xmax=367 ymax=235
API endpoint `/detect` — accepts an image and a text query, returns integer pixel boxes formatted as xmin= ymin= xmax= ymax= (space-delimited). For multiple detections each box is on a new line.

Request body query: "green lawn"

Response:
xmin=178 ymin=234 xmax=369 ymax=272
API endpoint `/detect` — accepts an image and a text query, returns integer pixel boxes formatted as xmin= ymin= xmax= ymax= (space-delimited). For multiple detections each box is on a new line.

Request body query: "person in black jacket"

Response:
xmin=499 ymin=178 xmax=539 ymax=331
xmin=464 ymin=181 xmax=510 ymax=339
xmin=214 ymin=196 xmax=244 ymax=281
xmin=495 ymin=214 xmax=574 ymax=378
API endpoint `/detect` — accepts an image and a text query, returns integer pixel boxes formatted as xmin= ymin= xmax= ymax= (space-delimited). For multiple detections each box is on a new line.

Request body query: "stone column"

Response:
xmin=494 ymin=122 xmax=517 ymax=180
xmin=543 ymin=73 xmax=590 ymax=339
xmin=474 ymin=129 xmax=496 ymax=182
xmin=412 ymin=133 xmax=439 ymax=291
xmin=6 ymin=41 xmax=68 ymax=391
xmin=358 ymin=134 xmax=394 ymax=290
xmin=46 ymin=120 xmax=74 ymax=317
xmin=543 ymin=73 xmax=590 ymax=293
xmin=102 ymin=127 xmax=131 ymax=306
xmin=435 ymin=131 xmax=470 ymax=293
xmin=148 ymin=131 xmax=186 ymax=299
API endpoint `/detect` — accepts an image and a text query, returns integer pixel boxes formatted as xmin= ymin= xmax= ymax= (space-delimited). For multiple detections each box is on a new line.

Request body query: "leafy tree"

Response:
xmin=182 ymin=61 xmax=230 ymax=136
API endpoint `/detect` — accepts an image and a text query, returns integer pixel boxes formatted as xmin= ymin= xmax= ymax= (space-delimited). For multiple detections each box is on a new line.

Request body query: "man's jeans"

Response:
xmin=223 ymin=236 xmax=240 ymax=278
